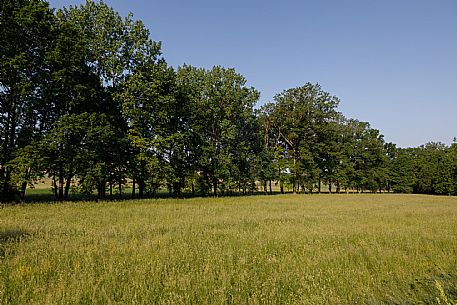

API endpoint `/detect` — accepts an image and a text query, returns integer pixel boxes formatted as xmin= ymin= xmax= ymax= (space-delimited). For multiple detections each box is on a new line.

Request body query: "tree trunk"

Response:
xmin=20 ymin=181 xmax=27 ymax=201
xmin=102 ymin=181 xmax=106 ymax=198
xmin=52 ymin=175 xmax=58 ymax=199
xmin=0 ymin=167 xmax=7 ymax=199
xmin=213 ymin=177 xmax=218 ymax=197
xmin=173 ymin=182 xmax=182 ymax=198
xmin=98 ymin=181 xmax=106 ymax=199
xmin=64 ymin=177 xmax=71 ymax=200
xmin=109 ymin=174 xmax=113 ymax=200
xmin=1 ymin=169 xmax=12 ymax=200
xmin=293 ymin=149 xmax=299 ymax=193
xmin=1 ymin=95 xmax=17 ymax=200
xmin=58 ymin=162 xmax=64 ymax=201
xmin=329 ymin=181 xmax=332 ymax=194
xmin=280 ymin=180 xmax=284 ymax=194
xmin=138 ymin=179 xmax=144 ymax=198
xmin=269 ymin=180 xmax=272 ymax=194
xmin=318 ymin=179 xmax=321 ymax=194
xmin=132 ymin=177 xmax=136 ymax=198
xmin=180 ymin=176 xmax=185 ymax=197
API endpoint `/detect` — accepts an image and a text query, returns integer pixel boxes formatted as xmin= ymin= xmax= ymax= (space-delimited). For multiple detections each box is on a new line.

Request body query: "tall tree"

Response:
xmin=268 ymin=83 xmax=340 ymax=193
xmin=0 ymin=0 xmax=54 ymax=200
xmin=118 ymin=59 xmax=177 ymax=198
xmin=178 ymin=65 xmax=260 ymax=196
xmin=61 ymin=0 xmax=163 ymax=198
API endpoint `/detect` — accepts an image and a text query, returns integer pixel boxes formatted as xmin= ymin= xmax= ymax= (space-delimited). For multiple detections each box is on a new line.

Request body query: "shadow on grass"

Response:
xmin=20 ymin=190 xmax=293 ymax=204
xmin=17 ymin=188 xmax=395 ymax=204
xmin=0 ymin=229 xmax=29 ymax=258
xmin=376 ymin=271 xmax=457 ymax=305
xmin=434 ymin=272 xmax=457 ymax=302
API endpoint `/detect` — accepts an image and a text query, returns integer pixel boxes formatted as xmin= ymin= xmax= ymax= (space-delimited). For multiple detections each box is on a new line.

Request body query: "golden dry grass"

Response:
xmin=1 ymin=194 xmax=456 ymax=304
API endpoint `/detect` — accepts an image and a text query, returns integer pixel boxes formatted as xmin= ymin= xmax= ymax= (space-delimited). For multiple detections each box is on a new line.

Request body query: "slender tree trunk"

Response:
xmin=292 ymin=174 xmax=296 ymax=193
xmin=58 ymin=162 xmax=64 ymax=201
xmin=3 ymin=95 xmax=17 ymax=199
xmin=1 ymin=168 xmax=12 ymax=200
xmin=64 ymin=177 xmax=71 ymax=200
xmin=0 ymin=167 xmax=7 ymax=199
xmin=20 ymin=181 xmax=27 ymax=201
xmin=99 ymin=181 xmax=107 ymax=199
xmin=52 ymin=175 xmax=58 ymax=199
xmin=1 ymin=124 xmax=9 ymax=197
xmin=329 ymin=181 xmax=332 ymax=194
xmin=213 ymin=177 xmax=218 ymax=197
xmin=173 ymin=182 xmax=181 ymax=197
xmin=109 ymin=173 xmax=113 ymax=200
xmin=138 ymin=179 xmax=144 ymax=198
xmin=180 ymin=176 xmax=185 ymax=197
xmin=293 ymin=149 xmax=300 ymax=193
xmin=269 ymin=180 xmax=272 ymax=194
xmin=318 ymin=179 xmax=321 ymax=194
xmin=1 ymin=86 xmax=18 ymax=200
xmin=132 ymin=177 xmax=136 ymax=198
xmin=64 ymin=162 xmax=73 ymax=200
xmin=280 ymin=180 xmax=284 ymax=194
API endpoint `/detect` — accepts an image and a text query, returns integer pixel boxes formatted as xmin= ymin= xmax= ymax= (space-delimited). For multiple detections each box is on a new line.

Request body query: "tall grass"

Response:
xmin=1 ymin=194 xmax=456 ymax=304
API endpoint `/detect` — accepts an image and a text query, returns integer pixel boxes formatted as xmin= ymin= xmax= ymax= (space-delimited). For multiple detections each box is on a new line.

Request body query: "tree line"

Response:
xmin=1 ymin=0 xmax=457 ymax=202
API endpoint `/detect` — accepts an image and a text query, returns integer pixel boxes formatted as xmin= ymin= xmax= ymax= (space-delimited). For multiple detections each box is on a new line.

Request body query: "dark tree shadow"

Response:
xmin=0 ymin=229 xmax=29 ymax=258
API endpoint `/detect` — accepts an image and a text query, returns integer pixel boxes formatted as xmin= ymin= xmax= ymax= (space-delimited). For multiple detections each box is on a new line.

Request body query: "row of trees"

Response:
xmin=1 ymin=0 xmax=457 ymax=201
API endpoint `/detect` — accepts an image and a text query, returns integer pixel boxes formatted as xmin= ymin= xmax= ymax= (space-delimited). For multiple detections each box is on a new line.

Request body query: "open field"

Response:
xmin=1 ymin=194 xmax=456 ymax=304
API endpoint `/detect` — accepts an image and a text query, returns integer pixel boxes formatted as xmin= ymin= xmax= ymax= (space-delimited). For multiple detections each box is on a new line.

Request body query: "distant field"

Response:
xmin=1 ymin=194 xmax=456 ymax=304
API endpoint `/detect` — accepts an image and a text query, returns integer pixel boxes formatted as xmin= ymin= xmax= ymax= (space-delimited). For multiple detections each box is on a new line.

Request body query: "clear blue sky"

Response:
xmin=49 ymin=0 xmax=457 ymax=148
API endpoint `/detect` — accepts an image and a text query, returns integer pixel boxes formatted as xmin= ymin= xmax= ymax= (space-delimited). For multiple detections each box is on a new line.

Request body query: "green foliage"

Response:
xmin=37 ymin=113 xmax=116 ymax=200
xmin=177 ymin=65 xmax=260 ymax=196
xmin=0 ymin=0 xmax=54 ymax=200
xmin=1 ymin=0 xmax=457 ymax=201
xmin=59 ymin=0 xmax=161 ymax=85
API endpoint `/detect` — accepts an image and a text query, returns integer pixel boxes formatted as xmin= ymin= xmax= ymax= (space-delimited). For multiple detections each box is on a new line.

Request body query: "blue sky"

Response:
xmin=49 ymin=0 xmax=457 ymax=148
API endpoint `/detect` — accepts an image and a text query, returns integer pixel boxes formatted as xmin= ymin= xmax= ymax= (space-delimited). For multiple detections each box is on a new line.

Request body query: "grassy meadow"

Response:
xmin=1 ymin=194 xmax=456 ymax=304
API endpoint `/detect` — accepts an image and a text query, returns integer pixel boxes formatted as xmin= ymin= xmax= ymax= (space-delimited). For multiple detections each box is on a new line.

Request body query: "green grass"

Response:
xmin=1 ymin=194 xmax=456 ymax=304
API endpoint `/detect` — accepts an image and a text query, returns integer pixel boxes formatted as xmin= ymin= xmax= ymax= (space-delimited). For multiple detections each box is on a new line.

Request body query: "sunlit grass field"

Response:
xmin=1 ymin=194 xmax=456 ymax=304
